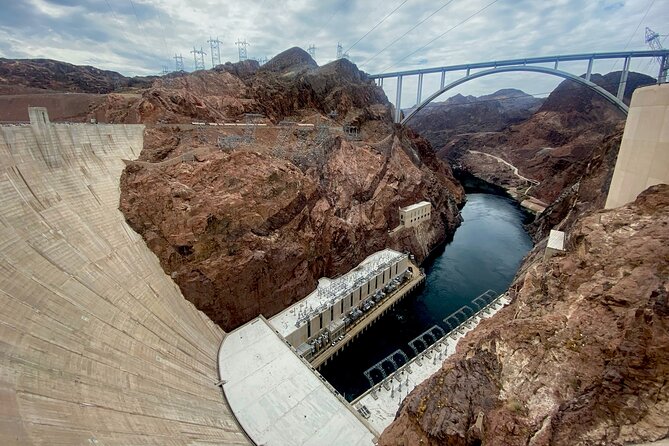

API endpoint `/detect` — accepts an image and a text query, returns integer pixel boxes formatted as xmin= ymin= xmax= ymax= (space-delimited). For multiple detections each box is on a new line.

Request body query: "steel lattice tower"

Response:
xmin=208 ymin=37 xmax=222 ymax=67
xmin=235 ymin=39 xmax=249 ymax=61
xmin=336 ymin=42 xmax=343 ymax=59
xmin=645 ymin=27 xmax=668 ymax=82
xmin=191 ymin=47 xmax=207 ymax=71
xmin=307 ymin=44 xmax=316 ymax=59
xmin=174 ymin=53 xmax=185 ymax=72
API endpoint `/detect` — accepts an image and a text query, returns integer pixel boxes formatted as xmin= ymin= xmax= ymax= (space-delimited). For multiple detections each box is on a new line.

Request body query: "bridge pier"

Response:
xmin=440 ymin=71 xmax=446 ymax=89
xmin=416 ymin=73 xmax=423 ymax=104
xmin=617 ymin=56 xmax=631 ymax=100
xmin=586 ymin=58 xmax=593 ymax=81
xmin=394 ymin=75 xmax=403 ymax=123
xmin=659 ymin=55 xmax=668 ymax=84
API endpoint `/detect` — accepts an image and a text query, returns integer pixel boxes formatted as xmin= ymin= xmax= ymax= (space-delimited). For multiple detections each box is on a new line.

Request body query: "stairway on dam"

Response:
xmin=0 ymin=109 xmax=249 ymax=445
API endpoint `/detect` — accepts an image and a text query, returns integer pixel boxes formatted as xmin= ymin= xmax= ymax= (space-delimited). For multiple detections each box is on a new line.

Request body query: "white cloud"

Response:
xmin=0 ymin=0 xmax=666 ymax=101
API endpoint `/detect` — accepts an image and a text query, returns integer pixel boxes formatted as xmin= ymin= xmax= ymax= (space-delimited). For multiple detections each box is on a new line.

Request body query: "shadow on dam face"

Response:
xmin=0 ymin=111 xmax=249 ymax=444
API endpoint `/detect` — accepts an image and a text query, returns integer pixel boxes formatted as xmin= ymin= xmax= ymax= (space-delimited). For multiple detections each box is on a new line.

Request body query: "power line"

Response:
xmin=610 ymin=0 xmax=655 ymax=71
xmin=318 ymin=0 xmax=351 ymax=38
xmin=344 ymin=0 xmax=410 ymax=54
xmin=361 ymin=0 xmax=457 ymax=67
xmin=381 ymin=0 xmax=502 ymax=73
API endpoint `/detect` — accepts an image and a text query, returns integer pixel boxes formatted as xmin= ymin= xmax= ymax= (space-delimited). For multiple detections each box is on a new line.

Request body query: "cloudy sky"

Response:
xmin=0 ymin=0 xmax=667 ymax=105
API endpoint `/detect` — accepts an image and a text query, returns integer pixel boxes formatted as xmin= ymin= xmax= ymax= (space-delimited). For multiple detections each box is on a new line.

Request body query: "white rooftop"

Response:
xmin=400 ymin=201 xmax=431 ymax=212
xmin=269 ymin=248 xmax=406 ymax=338
xmin=547 ymin=229 xmax=566 ymax=251
xmin=356 ymin=294 xmax=511 ymax=433
xmin=218 ymin=317 xmax=376 ymax=446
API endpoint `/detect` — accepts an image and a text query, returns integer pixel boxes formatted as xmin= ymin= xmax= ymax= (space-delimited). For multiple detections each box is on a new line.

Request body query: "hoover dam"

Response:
xmin=0 ymin=109 xmax=249 ymax=444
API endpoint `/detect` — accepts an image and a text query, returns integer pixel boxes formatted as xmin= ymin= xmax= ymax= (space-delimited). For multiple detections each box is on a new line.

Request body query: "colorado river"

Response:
xmin=320 ymin=193 xmax=534 ymax=400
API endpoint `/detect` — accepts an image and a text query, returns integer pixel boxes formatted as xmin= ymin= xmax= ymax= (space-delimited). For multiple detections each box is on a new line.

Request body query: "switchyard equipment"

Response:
xmin=269 ymin=249 xmax=410 ymax=360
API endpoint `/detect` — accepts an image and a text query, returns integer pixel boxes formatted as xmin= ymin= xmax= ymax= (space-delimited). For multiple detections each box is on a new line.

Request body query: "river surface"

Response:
xmin=320 ymin=193 xmax=534 ymax=401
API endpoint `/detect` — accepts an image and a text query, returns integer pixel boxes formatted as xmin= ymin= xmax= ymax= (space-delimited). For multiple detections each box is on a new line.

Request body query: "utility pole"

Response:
xmin=208 ymin=36 xmax=222 ymax=67
xmin=174 ymin=53 xmax=185 ymax=72
xmin=307 ymin=44 xmax=316 ymax=59
xmin=191 ymin=47 xmax=206 ymax=71
xmin=235 ymin=39 xmax=250 ymax=61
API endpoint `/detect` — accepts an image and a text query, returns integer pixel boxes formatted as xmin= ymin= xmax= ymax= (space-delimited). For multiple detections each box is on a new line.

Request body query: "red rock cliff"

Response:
xmin=118 ymin=48 xmax=464 ymax=330
xmin=379 ymin=184 xmax=669 ymax=446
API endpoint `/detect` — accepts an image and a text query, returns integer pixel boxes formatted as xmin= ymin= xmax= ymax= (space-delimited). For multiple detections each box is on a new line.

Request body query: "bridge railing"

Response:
xmin=369 ymin=50 xmax=669 ymax=123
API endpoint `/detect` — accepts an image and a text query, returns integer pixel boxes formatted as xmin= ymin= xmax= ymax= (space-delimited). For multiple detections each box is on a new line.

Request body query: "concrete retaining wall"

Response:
xmin=606 ymin=84 xmax=669 ymax=209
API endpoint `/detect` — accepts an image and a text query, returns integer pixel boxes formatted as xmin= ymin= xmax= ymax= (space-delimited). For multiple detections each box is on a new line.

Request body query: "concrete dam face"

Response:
xmin=0 ymin=110 xmax=248 ymax=444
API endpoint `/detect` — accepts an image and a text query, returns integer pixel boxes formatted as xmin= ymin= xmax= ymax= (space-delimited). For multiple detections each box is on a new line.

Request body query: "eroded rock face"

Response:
xmin=379 ymin=184 xmax=669 ymax=446
xmin=120 ymin=130 xmax=463 ymax=330
xmin=419 ymin=72 xmax=655 ymax=203
xmin=115 ymin=48 xmax=464 ymax=330
xmin=0 ymin=57 xmax=155 ymax=94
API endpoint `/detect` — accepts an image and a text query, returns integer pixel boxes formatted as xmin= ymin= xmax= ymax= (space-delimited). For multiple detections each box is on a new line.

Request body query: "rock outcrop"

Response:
xmin=379 ymin=182 xmax=669 ymax=446
xmin=116 ymin=48 xmax=464 ymax=330
xmin=121 ymin=129 xmax=463 ymax=330
xmin=408 ymin=89 xmax=543 ymax=149
xmin=416 ymin=72 xmax=655 ymax=203
xmin=0 ymin=57 xmax=154 ymax=94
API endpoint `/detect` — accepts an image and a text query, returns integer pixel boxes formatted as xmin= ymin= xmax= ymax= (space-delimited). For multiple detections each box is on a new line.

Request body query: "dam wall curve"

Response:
xmin=0 ymin=110 xmax=248 ymax=444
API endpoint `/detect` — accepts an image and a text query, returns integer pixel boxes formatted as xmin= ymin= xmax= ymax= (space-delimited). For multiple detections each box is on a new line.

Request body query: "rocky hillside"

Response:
xmin=408 ymin=89 xmax=543 ymax=149
xmin=0 ymin=57 xmax=155 ymax=94
xmin=417 ymin=72 xmax=655 ymax=203
xmin=379 ymin=181 xmax=669 ymax=446
xmin=118 ymin=48 xmax=465 ymax=330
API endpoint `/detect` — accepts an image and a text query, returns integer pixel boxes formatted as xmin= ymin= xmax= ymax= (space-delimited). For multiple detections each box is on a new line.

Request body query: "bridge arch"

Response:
xmin=401 ymin=65 xmax=629 ymax=125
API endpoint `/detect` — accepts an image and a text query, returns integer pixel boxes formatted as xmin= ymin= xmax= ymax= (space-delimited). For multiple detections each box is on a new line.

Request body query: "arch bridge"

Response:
xmin=369 ymin=50 xmax=669 ymax=124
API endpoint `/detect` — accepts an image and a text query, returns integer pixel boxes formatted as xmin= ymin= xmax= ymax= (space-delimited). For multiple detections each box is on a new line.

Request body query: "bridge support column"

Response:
xmin=617 ymin=56 xmax=631 ymax=100
xmin=416 ymin=73 xmax=423 ymax=104
xmin=394 ymin=75 xmax=403 ymax=123
xmin=554 ymin=60 xmax=559 ymax=70
xmin=379 ymin=78 xmax=384 ymax=88
xmin=586 ymin=58 xmax=593 ymax=82
xmin=440 ymin=71 xmax=446 ymax=89
xmin=659 ymin=55 xmax=668 ymax=84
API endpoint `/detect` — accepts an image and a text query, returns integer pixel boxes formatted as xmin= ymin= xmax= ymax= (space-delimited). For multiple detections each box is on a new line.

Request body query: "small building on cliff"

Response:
xmin=399 ymin=201 xmax=432 ymax=228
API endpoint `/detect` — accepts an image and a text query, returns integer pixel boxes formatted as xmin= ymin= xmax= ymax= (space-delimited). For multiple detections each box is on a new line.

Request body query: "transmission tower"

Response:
xmin=161 ymin=65 xmax=170 ymax=75
xmin=208 ymin=36 xmax=222 ymax=67
xmin=235 ymin=39 xmax=250 ymax=61
xmin=191 ymin=47 xmax=206 ymax=71
xmin=307 ymin=44 xmax=316 ymax=59
xmin=174 ymin=53 xmax=185 ymax=72
xmin=336 ymin=42 xmax=343 ymax=59
xmin=645 ymin=27 xmax=668 ymax=82
xmin=646 ymin=27 xmax=664 ymax=53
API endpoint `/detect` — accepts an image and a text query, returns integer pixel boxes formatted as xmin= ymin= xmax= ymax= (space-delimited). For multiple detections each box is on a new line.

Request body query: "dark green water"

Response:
xmin=320 ymin=193 xmax=533 ymax=401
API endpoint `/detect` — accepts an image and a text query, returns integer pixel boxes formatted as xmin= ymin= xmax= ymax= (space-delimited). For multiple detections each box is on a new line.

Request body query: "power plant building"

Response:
xmin=270 ymin=249 xmax=410 ymax=359
xmin=399 ymin=201 xmax=432 ymax=228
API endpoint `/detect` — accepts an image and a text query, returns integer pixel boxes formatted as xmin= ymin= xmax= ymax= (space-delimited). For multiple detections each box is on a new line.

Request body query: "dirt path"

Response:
xmin=469 ymin=150 xmax=539 ymax=185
